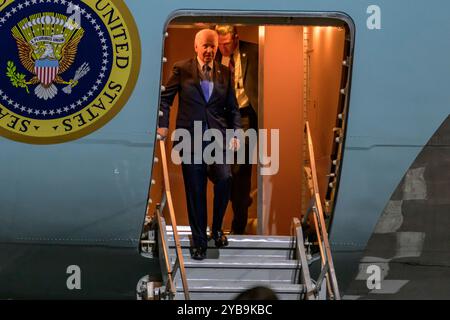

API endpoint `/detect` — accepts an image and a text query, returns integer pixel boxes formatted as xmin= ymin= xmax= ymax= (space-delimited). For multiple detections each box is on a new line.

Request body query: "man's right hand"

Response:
xmin=157 ymin=127 xmax=169 ymax=140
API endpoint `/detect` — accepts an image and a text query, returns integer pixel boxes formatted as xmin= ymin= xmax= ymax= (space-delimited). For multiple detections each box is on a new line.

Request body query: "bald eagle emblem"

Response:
xmin=6 ymin=13 xmax=90 ymax=100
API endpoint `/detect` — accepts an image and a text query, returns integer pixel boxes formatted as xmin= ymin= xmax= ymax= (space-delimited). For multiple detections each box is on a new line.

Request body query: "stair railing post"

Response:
xmin=304 ymin=122 xmax=341 ymax=300
xmin=155 ymin=205 xmax=176 ymax=298
xmin=292 ymin=218 xmax=315 ymax=300
xmin=158 ymin=138 xmax=190 ymax=300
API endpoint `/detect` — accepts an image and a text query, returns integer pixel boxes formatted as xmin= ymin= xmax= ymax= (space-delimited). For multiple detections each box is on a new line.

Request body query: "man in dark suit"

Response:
xmin=215 ymin=25 xmax=259 ymax=235
xmin=157 ymin=29 xmax=241 ymax=260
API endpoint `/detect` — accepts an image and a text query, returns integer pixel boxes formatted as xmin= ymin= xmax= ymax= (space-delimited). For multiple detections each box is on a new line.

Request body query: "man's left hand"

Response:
xmin=229 ymin=137 xmax=241 ymax=152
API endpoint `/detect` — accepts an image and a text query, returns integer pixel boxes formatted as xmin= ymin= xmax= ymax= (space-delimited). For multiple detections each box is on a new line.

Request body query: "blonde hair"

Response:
xmin=215 ymin=25 xmax=238 ymax=37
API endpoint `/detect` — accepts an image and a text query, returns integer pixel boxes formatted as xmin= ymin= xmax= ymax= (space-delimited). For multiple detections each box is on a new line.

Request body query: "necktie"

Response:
xmin=201 ymin=64 xmax=212 ymax=101
xmin=229 ymin=55 xmax=235 ymax=87
xmin=202 ymin=64 xmax=212 ymax=81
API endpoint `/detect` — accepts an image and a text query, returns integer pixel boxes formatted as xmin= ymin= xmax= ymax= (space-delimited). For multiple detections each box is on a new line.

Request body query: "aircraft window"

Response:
xmin=147 ymin=14 xmax=353 ymax=238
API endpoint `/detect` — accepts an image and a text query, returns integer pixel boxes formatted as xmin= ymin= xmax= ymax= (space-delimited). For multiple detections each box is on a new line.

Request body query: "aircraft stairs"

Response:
xmin=166 ymin=226 xmax=325 ymax=300
xmin=145 ymin=122 xmax=340 ymax=300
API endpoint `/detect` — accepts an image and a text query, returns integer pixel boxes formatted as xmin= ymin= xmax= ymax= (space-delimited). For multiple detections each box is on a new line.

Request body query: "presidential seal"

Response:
xmin=0 ymin=0 xmax=140 ymax=144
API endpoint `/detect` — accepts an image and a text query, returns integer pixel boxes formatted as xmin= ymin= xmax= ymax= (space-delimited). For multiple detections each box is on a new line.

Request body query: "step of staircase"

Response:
xmin=175 ymin=280 xmax=305 ymax=300
xmin=182 ymin=256 xmax=300 ymax=269
xmin=173 ymin=256 xmax=300 ymax=282
xmin=169 ymin=248 xmax=293 ymax=260
xmin=167 ymin=234 xmax=295 ymax=249
xmin=167 ymin=235 xmax=295 ymax=258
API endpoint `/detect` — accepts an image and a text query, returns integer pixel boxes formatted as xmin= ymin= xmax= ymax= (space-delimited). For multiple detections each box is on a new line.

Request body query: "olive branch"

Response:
xmin=6 ymin=61 xmax=29 ymax=94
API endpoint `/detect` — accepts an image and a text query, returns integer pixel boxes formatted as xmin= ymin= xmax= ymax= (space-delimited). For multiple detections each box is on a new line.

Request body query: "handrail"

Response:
xmin=156 ymin=138 xmax=190 ymax=300
xmin=292 ymin=218 xmax=315 ymax=300
xmin=155 ymin=204 xmax=176 ymax=297
xmin=303 ymin=121 xmax=341 ymax=300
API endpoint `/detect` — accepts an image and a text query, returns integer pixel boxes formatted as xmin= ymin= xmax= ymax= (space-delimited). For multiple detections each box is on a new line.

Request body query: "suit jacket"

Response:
xmin=216 ymin=40 xmax=259 ymax=114
xmin=159 ymin=58 xmax=241 ymax=144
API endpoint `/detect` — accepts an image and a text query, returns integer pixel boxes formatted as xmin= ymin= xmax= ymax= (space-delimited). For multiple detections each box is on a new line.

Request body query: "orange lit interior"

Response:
xmin=149 ymin=23 xmax=346 ymax=236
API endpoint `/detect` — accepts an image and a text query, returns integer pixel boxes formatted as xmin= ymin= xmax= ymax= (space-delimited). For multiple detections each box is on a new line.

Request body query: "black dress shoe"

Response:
xmin=191 ymin=247 xmax=207 ymax=260
xmin=212 ymin=231 xmax=229 ymax=248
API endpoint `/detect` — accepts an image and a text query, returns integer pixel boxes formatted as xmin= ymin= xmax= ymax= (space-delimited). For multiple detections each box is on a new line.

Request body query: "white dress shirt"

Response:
xmin=221 ymin=45 xmax=250 ymax=109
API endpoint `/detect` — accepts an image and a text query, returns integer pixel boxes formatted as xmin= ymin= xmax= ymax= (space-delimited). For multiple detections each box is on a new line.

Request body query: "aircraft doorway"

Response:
xmin=149 ymin=15 xmax=353 ymax=236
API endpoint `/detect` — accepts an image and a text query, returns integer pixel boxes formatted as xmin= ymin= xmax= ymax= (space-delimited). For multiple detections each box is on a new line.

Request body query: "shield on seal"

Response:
xmin=34 ymin=59 xmax=59 ymax=86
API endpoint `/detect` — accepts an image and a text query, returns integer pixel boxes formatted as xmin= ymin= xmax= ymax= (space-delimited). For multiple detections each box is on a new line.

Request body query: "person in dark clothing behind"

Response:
xmin=215 ymin=25 xmax=259 ymax=235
